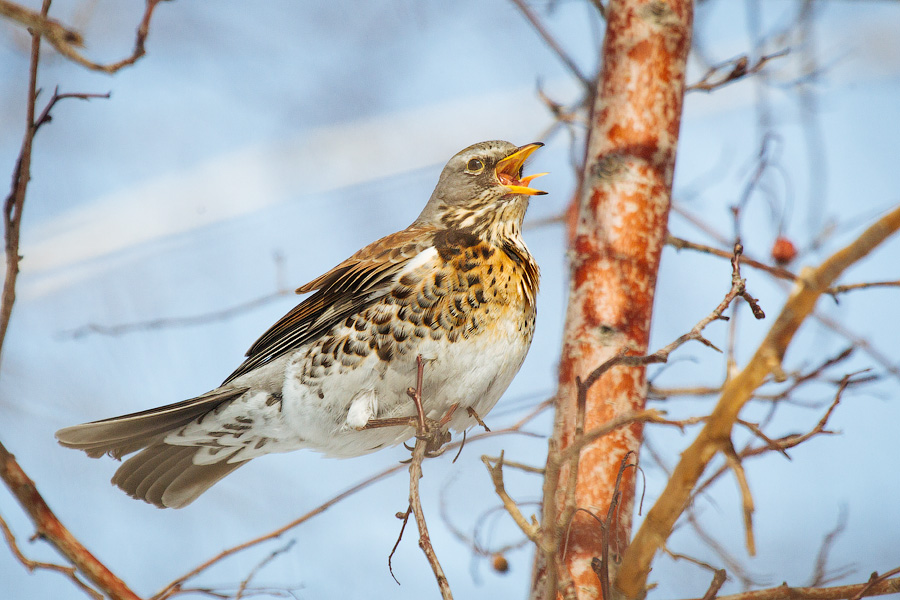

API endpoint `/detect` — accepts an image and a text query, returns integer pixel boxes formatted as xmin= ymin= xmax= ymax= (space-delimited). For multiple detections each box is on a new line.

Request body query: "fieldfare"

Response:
xmin=56 ymin=140 xmax=546 ymax=508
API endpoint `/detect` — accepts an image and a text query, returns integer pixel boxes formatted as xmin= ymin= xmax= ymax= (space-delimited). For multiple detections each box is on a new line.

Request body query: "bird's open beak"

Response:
xmin=495 ymin=142 xmax=548 ymax=196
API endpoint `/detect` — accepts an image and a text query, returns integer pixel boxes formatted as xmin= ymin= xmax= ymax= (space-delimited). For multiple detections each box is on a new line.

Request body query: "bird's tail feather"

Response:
xmin=112 ymin=444 xmax=245 ymax=508
xmin=55 ymin=387 xmax=249 ymax=508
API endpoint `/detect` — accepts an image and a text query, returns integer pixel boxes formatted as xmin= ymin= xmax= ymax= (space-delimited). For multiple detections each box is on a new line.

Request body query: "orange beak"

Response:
xmin=495 ymin=142 xmax=548 ymax=196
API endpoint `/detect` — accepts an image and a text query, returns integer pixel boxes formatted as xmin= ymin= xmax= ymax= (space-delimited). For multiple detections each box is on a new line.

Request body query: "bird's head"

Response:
xmin=416 ymin=140 xmax=547 ymax=238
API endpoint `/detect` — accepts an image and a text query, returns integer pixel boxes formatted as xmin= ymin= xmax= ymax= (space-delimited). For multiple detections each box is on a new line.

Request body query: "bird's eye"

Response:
xmin=466 ymin=158 xmax=485 ymax=173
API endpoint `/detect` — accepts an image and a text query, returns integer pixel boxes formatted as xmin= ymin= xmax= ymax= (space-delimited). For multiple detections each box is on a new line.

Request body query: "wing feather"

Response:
xmin=222 ymin=226 xmax=434 ymax=384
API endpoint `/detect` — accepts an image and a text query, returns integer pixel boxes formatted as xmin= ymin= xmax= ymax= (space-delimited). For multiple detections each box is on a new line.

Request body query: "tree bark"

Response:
xmin=531 ymin=1 xmax=692 ymax=598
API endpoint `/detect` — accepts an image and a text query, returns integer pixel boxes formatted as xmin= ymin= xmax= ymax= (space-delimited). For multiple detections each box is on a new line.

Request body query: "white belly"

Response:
xmin=281 ymin=313 xmax=531 ymax=457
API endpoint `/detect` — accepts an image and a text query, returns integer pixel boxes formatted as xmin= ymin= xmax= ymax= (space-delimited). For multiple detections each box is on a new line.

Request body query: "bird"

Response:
xmin=56 ymin=140 xmax=546 ymax=509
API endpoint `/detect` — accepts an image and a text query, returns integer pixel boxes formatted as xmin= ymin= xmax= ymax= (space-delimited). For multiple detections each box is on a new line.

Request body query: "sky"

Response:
xmin=1 ymin=1 xmax=899 ymax=599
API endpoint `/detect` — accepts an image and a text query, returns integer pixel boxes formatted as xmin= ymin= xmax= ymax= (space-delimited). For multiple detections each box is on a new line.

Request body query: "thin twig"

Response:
xmin=0 ymin=5 xmax=136 ymax=598
xmin=0 ymin=442 xmax=141 ymax=600
xmin=406 ymin=354 xmax=453 ymax=599
xmin=849 ymin=567 xmax=900 ymax=600
xmin=153 ymin=464 xmax=405 ymax=600
xmin=812 ymin=311 xmax=900 ymax=380
xmin=617 ymin=204 xmax=900 ymax=597
xmin=0 ymin=0 xmax=167 ymax=74
xmin=808 ymin=507 xmax=852 ymax=587
xmin=693 ymin=379 xmax=848 ymax=501
xmin=234 ymin=540 xmax=296 ymax=600
xmin=685 ymin=509 xmax=762 ymax=589
xmin=595 ymin=452 xmax=637 ymax=600
xmin=481 ymin=453 xmax=541 ymax=543
xmin=663 ymin=544 xmax=722 ymax=574
xmin=159 ymin=395 xmax=553 ymax=599
xmin=828 ymin=279 xmax=900 ymax=298
xmin=0 ymin=512 xmax=102 ymax=600
xmin=722 ymin=443 xmax=756 ymax=556
xmin=688 ymin=574 xmax=900 ymax=600
xmin=508 ymin=0 xmax=592 ymax=88
xmin=481 ymin=456 xmax=544 ymax=475
xmin=388 ymin=506 xmax=412 ymax=585
xmin=687 ymin=49 xmax=790 ymax=93
xmin=667 ymin=234 xmax=797 ymax=282
xmin=700 ymin=569 xmax=728 ymax=600
xmin=64 ymin=290 xmax=292 ymax=339
xmin=438 ymin=485 xmax=533 ymax=566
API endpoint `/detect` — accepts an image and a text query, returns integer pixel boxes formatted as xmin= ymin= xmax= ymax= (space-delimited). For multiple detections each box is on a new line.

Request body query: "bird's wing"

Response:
xmin=222 ymin=226 xmax=435 ymax=384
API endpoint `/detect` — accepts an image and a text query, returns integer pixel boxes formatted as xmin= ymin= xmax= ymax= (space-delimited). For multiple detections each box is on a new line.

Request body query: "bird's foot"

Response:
xmin=418 ymin=418 xmax=452 ymax=457
xmin=418 ymin=403 xmax=462 ymax=456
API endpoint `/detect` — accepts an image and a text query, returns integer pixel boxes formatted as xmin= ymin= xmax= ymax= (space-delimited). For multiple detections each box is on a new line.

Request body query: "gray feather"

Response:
xmin=55 ymin=388 xmax=249 ymax=508
xmin=55 ymin=388 xmax=248 ymax=458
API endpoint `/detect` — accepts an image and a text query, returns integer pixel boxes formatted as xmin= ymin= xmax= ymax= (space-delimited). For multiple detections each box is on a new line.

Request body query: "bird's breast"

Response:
xmin=296 ymin=236 xmax=533 ymax=380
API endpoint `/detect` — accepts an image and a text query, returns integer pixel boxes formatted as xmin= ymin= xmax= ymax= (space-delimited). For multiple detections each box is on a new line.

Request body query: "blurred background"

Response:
xmin=1 ymin=1 xmax=899 ymax=598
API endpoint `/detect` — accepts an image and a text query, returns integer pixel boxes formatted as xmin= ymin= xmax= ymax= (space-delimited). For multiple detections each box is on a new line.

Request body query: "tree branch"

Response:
xmin=616 ymin=204 xmax=900 ymax=598
xmin=508 ymin=0 xmax=592 ymax=89
xmin=0 ymin=4 xmax=136 ymax=598
xmin=688 ymin=573 xmax=900 ymax=600
xmin=0 ymin=0 xmax=167 ymax=74
xmin=0 ymin=512 xmax=102 ymax=600
xmin=152 ymin=463 xmax=405 ymax=600
xmin=687 ymin=49 xmax=790 ymax=93
xmin=0 ymin=442 xmax=142 ymax=600
xmin=405 ymin=354 xmax=453 ymax=599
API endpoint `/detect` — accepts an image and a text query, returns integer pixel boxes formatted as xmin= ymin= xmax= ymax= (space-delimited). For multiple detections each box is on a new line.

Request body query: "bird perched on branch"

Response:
xmin=56 ymin=140 xmax=546 ymax=508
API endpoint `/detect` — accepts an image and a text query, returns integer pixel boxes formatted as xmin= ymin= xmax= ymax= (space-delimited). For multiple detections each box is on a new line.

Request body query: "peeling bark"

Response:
xmin=531 ymin=1 xmax=692 ymax=598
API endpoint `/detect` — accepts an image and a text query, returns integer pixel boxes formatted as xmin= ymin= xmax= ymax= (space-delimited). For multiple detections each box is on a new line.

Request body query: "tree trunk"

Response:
xmin=531 ymin=1 xmax=692 ymax=598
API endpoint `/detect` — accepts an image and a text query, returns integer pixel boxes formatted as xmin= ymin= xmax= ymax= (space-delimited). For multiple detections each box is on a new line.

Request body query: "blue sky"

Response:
xmin=1 ymin=1 xmax=899 ymax=598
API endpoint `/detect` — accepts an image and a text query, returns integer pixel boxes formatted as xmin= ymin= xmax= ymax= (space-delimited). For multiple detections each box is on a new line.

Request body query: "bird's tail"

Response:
xmin=56 ymin=387 xmax=249 ymax=508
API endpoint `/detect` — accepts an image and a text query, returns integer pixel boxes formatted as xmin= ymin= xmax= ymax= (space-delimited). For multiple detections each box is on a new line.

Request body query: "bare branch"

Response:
xmin=234 ymin=540 xmax=296 ymax=600
xmin=0 ymin=442 xmax=141 ymax=600
xmin=849 ymin=567 xmax=900 ymax=600
xmin=405 ymin=354 xmax=453 ymax=599
xmin=0 ymin=0 xmax=83 ymax=46
xmin=508 ymin=0 xmax=592 ymax=88
xmin=687 ymin=49 xmax=790 ymax=93
xmin=153 ymin=464 xmax=405 ymax=600
xmin=388 ymin=507 xmax=412 ymax=585
xmin=662 ymin=544 xmax=722 ymax=574
xmin=667 ymin=234 xmax=797 ymax=282
xmin=808 ymin=507 xmax=852 ymax=587
xmin=0 ymin=5 xmax=136 ymax=599
xmin=64 ymin=290 xmax=292 ymax=339
xmin=701 ymin=569 xmax=728 ymax=600
xmin=722 ymin=443 xmax=756 ymax=556
xmin=695 ymin=371 xmax=860 ymax=512
xmin=828 ymin=280 xmax=900 ymax=299
xmin=0 ymin=512 xmax=102 ymax=600
xmin=617 ymin=204 xmax=900 ymax=598
xmin=0 ymin=0 xmax=168 ymax=74
xmin=687 ymin=573 xmax=900 ymax=600
xmin=482 ymin=453 xmax=541 ymax=543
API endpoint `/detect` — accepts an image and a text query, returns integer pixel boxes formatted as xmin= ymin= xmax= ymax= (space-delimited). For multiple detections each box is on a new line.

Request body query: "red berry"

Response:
xmin=771 ymin=236 xmax=797 ymax=265
xmin=491 ymin=553 xmax=510 ymax=573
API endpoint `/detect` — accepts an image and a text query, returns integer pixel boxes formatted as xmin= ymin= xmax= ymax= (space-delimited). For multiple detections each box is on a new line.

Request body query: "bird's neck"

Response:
xmin=435 ymin=198 xmax=528 ymax=247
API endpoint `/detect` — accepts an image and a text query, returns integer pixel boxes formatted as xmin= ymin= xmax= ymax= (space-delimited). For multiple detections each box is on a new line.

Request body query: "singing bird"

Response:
xmin=56 ymin=140 xmax=546 ymax=508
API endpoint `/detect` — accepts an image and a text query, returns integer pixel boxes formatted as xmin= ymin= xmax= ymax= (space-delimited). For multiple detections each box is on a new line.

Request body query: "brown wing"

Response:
xmin=222 ymin=226 xmax=434 ymax=384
